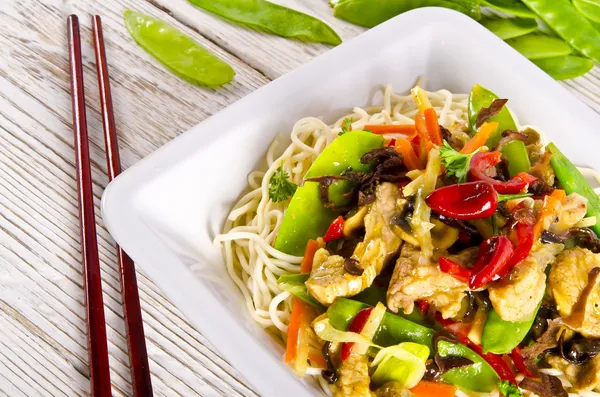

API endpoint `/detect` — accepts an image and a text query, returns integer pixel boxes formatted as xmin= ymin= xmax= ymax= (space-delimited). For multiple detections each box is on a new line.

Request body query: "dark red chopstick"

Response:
xmin=92 ymin=15 xmax=153 ymax=397
xmin=67 ymin=15 xmax=112 ymax=397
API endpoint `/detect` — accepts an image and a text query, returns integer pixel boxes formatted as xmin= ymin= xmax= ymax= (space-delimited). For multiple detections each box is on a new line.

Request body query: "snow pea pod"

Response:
xmin=438 ymin=341 xmax=500 ymax=392
xmin=481 ymin=0 xmax=536 ymax=18
xmin=468 ymin=85 xmax=517 ymax=148
xmin=188 ymin=0 xmax=341 ymax=45
xmin=332 ymin=0 xmax=481 ymax=28
xmin=506 ymin=33 xmax=572 ymax=60
xmin=501 ymin=140 xmax=531 ymax=177
xmin=124 ymin=10 xmax=235 ymax=86
xmin=277 ymin=274 xmax=324 ymax=309
xmin=574 ymin=0 xmax=600 ymax=24
xmin=548 ymin=142 xmax=600 ymax=236
xmin=533 ymin=55 xmax=594 ymax=80
xmin=481 ymin=305 xmax=539 ymax=354
xmin=480 ymin=18 xmax=538 ymax=40
xmin=274 ymin=131 xmax=383 ymax=256
xmin=521 ymin=0 xmax=600 ymax=64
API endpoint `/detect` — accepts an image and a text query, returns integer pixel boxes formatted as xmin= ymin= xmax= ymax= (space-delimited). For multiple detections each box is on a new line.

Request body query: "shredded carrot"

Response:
xmin=395 ymin=138 xmax=421 ymax=170
xmin=285 ymin=299 xmax=310 ymax=363
xmin=415 ymin=113 xmax=433 ymax=165
xmin=460 ymin=121 xmax=498 ymax=154
xmin=308 ymin=353 xmax=327 ymax=369
xmin=424 ymin=108 xmax=442 ymax=146
xmin=364 ymin=124 xmax=417 ymax=137
xmin=300 ymin=239 xmax=321 ymax=273
xmin=411 ymin=381 xmax=456 ymax=397
xmin=533 ymin=189 xmax=566 ymax=241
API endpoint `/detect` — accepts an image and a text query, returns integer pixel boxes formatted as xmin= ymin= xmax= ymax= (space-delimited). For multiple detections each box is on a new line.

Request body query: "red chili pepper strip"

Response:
xmin=426 ymin=181 xmax=498 ymax=220
xmin=469 ymin=236 xmax=515 ymax=289
xmin=511 ymin=347 xmax=535 ymax=378
xmin=416 ymin=300 xmax=431 ymax=313
xmin=323 ymin=216 xmax=345 ymax=243
xmin=469 ymin=152 xmax=537 ymax=194
xmin=438 ymin=257 xmax=471 ymax=283
xmin=341 ymin=307 xmax=373 ymax=361
xmin=505 ymin=221 xmax=535 ymax=269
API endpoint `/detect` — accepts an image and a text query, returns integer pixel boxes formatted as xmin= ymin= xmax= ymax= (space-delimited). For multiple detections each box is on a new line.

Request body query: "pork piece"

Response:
xmin=550 ymin=193 xmax=588 ymax=234
xmin=387 ymin=244 xmax=478 ymax=319
xmin=334 ymin=355 xmax=372 ymax=397
xmin=375 ymin=383 xmax=413 ymax=397
xmin=489 ymin=243 xmax=563 ymax=322
xmin=307 ymin=183 xmax=403 ymax=305
xmin=547 ymin=354 xmax=600 ymax=391
xmin=549 ymin=247 xmax=600 ymax=338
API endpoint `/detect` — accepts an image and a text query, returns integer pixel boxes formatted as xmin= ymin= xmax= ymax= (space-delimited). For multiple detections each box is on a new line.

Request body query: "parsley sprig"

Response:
xmin=498 ymin=380 xmax=522 ymax=397
xmin=269 ymin=164 xmax=298 ymax=202
xmin=439 ymin=140 xmax=480 ymax=183
xmin=339 ymin=118 xmax=352 ymax=136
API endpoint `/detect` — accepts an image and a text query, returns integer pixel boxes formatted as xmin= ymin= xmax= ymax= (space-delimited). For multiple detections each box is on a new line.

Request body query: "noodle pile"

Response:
xmin=213 ymin=83 xmax=470 ymax=393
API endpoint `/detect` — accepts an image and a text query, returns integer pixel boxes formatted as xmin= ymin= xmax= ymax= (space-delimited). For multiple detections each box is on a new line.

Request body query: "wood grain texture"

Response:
xmin=1 ymin=0 xmax=600 ymax=395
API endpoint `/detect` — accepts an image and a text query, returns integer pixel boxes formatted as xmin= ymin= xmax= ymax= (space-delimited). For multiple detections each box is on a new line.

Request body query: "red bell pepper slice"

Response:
xmin=511 ymin=347 xmax=536 ymax=378
xmin=469 ymin=235 xmax=515 ymax=289
xmin=341 ymin=307 xmax=373 ymax=360
xmin=438 ymin=257 xmax=472 ymax=283
xmin=426 ymin=181 xmax=498 ymax=220
xmin=468 ymin=152 xmax=537 ymax=194
xmin=416 ymin=299 xmax=431 ymax=313
xmin=323 ymin=216 xmax=345 ymax=243
xmin=505 ymin=220 xmax=534 ymax=269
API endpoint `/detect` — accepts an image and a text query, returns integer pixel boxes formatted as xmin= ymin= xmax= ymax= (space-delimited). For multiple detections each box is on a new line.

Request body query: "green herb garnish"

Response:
xmin=439 ymin=140 xmax=479 ymax=183
xmin=498 ymin=380 xmax=522 ymax=397
xmin=339 ymin=118 xmax=352 ymax=135
xmin=269 ymin=164 xmax=298 ymax=202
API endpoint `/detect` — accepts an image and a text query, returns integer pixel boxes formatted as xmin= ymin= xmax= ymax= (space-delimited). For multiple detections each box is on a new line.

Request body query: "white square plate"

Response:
xmin=102 ymin=7 xmax=600 ymax=396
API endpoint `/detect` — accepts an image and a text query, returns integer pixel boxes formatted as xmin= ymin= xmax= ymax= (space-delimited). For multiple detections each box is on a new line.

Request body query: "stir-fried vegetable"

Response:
xmin=412 ymin=148 xmax=441 ymax=262
xmin=426 ymin=181 xmax=498 ymax=220
xmin=469 ymin=152 xmax=537 ymax=194
xmin=501 ymin=140 xmax=531 ymax=176
xmin=124 ymin=10 xmax=235 ymax=86
xmin=274 ymin=130 xmax=383 ymax=255
xmin=461 ymin=122 xmax=498 ymax=154
xmin=278 ymin=274 xmax=324 ymax=309
xmin=468 ymin=85 xmax=517 ymax=147
xmin=411 ymin=381 xmax=457 ymax=397
xmin=481 ymin=304 xmax=540 ymax=354
xmin=439 ymin=140 xmax=479 ymax=183
xmin=438 ymin=340 xmax=501 ymax=392
xmin=370 ymin=342 xmax=429 ymax=387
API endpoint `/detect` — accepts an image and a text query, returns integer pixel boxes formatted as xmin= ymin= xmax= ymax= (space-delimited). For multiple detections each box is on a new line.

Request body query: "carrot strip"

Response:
xmin=424 ymin=108 xmax=442 ymax=146
xmin=395 ymin=138 xmax=421 ymax=171
xmin=285 ymin=299 xmax=309 ymax=363
xmin=300 ymin=239 xmax=321 ymax=273
xmin=410 ymin=381 xmax=456 ymax=397
xmin=460 ymin=121 xmax=498 ymax=154
xmin=415 ymin=113 xmax=433 ymax=165
xmin=364 ymin=124 xmax=417 ymax=136
xmin=308 ymin=353 xmax=327 ymax=369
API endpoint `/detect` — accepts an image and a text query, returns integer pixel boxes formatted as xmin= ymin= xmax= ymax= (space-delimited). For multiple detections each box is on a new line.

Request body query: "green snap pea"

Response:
xmin=480 ymin=0 xmax=536 ymax=18
xmin=327 ymin=298 xmax=435 ymax=350
xmin=574 ymin=0 xmax=600 ymax=24
xmin=277 ymin=274 xmax=324 ymax=309
xmin=533 ymin=56 xmax=594 ymax=80
xmin=506 ymin=33 xmax=572 ymax=60
xmin=438 ymin=341 xmax=500 ymax=392
xmin=481 ymin=306 xmax=539 ymax=354
xmin=501 ymin=140 xmax=531 ymax=176
xmin=521 ymin=0 xmax=600 ymax=64
xmin=188 ymin=0 xmax=341 ymax=45
xmin=548 ymin=142 xmax=600 ymax=236
xmin=468 ymin=84 xmax=518 ymax=148
xmin=480 ymin=18 xmax=538 ymax=40
xmin=331 ymin=0 xmax=481 ymax=28
xmin=274 ymin=131 xmax=383 ymax=256
xmin=124 ymin=10 xmax=235 ymax=87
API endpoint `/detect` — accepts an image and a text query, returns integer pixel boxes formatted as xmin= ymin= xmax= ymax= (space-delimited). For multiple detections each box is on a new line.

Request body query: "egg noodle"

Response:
xmin=213 ymin=82 xmax=473 ymax=394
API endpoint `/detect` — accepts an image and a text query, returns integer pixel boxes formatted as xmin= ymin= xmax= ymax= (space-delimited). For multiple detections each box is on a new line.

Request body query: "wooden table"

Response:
xmin=1 ymin=1 xmax=599 ymax=395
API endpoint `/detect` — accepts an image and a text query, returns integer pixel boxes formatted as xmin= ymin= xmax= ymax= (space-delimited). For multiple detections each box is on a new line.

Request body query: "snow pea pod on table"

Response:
xmin=533 ymin=56 xmax=594 ymax=80
xmin=480 ymin=17 xmax=537 ymax=40
xmin=480 ymin=0 xmax=536 ymax=18
xmin=573 ymin=0 xmax=600 ymax=24
xmin=331 ymin=0 xmax=481 ymax=28
xmin=124 ymin=10 xmax=235 ymax=86
xmin=187 ymin=0 xmax=341 ymax=45
xmin=521 ymin=0 xmax=600 ymax=64
xmin=506 ymin=33 xmax=572 ymax=60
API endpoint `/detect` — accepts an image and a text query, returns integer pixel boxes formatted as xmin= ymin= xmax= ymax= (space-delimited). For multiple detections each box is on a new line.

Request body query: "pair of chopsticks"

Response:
xmin=67 ymin=15 xmax=153 ymax=397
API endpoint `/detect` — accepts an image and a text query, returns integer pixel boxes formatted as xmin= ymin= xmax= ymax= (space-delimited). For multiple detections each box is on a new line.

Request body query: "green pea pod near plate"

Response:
xmin=480 ymin=0 xmax=536 ymax=18
xmin=188 ymin=0 xmax=341 ymax=45
xmin=438 ymin=341 xmax=500 ymax=392
xmin=274 ymin=130 xmax=383 ymax=256
xmin=521 ymin=0 xmax=600 ymax=64
xmin=331 ymin=0 xmax=481 ymax=28
xmin=124 ymin=10 xmax=235 ymax=87
xmin=506 ymin=33 xmax=572 ymax=60
xmin=480 ymin=18 xmax=537 ymax=40
xmin=533 ymin=56 xmax=594 ymax=80
xmin=468 ymin=84 xmax=518 ymax=148
xmin=481 ymin=305 xmax=539 ymax=354
xmin=573 ymin=0 xmax=600 ymax=24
